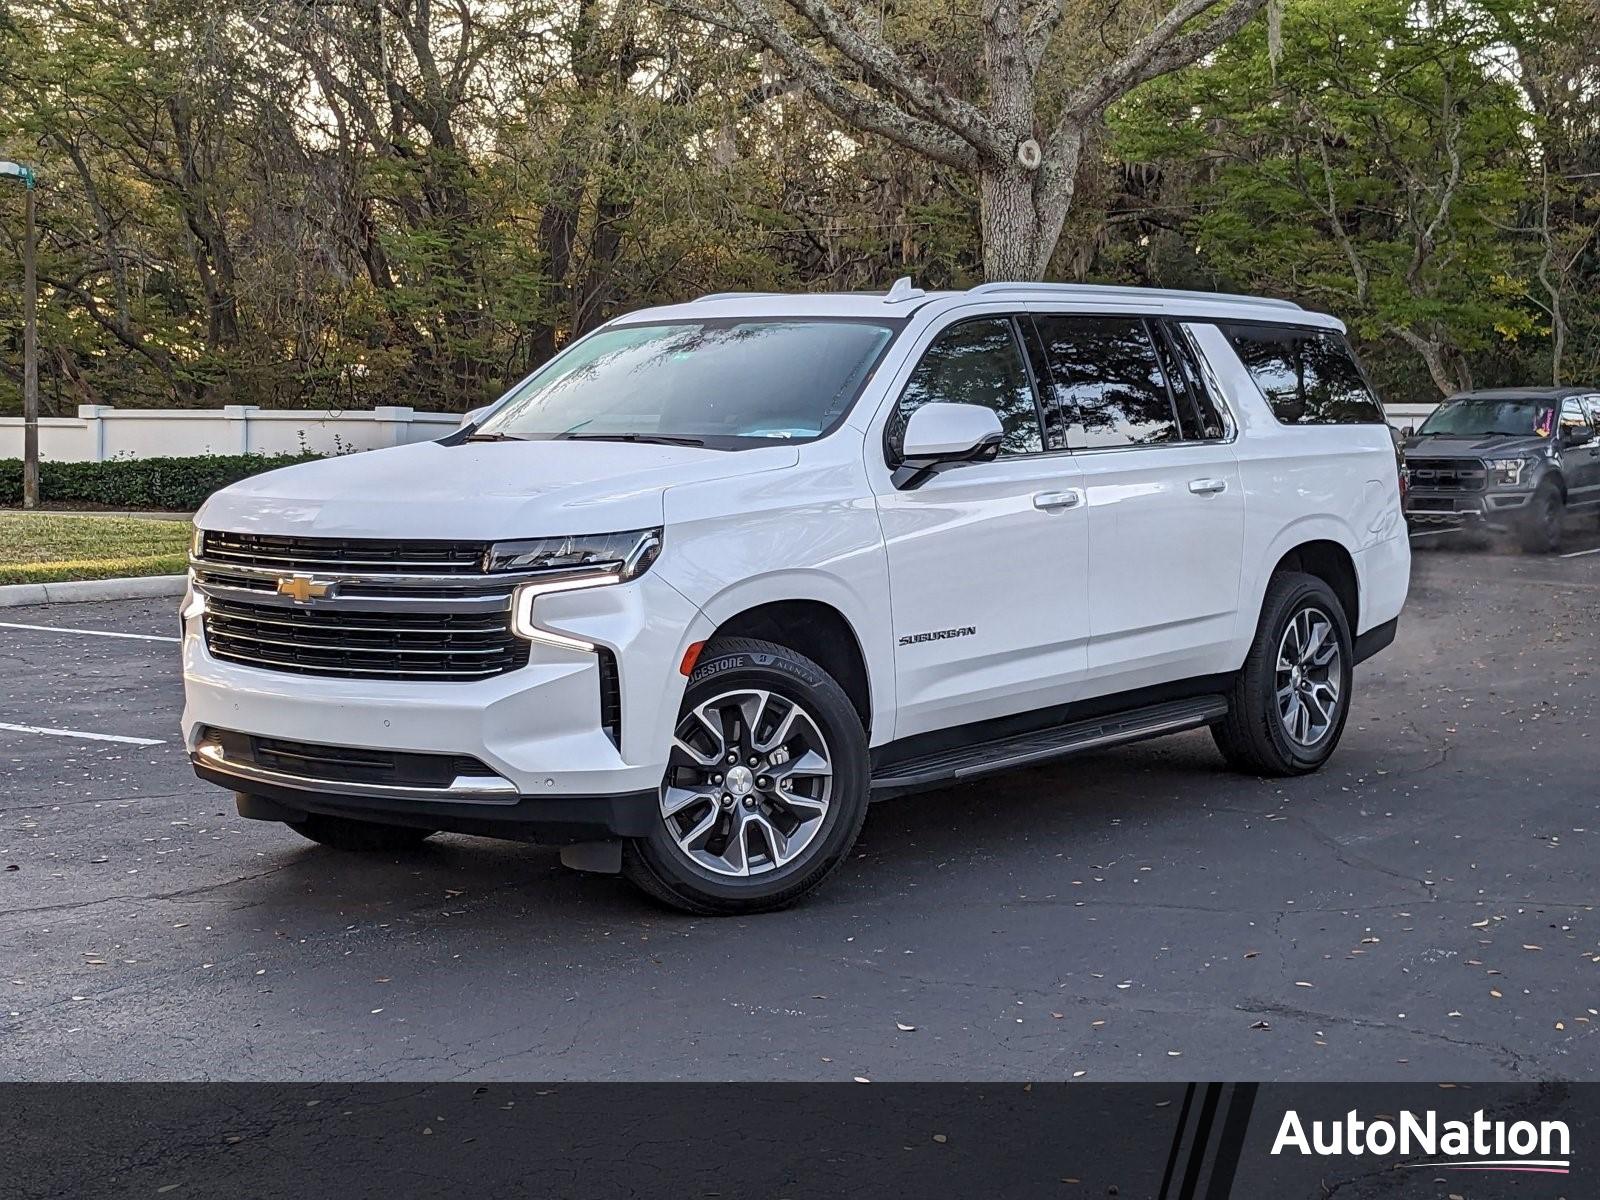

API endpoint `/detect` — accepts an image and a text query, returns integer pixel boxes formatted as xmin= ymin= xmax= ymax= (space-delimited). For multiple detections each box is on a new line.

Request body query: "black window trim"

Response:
xmin=1155 ymin=319 xmax=1237 ymax=445
xmin=882 ymin=313 xmax=1051 ymax=467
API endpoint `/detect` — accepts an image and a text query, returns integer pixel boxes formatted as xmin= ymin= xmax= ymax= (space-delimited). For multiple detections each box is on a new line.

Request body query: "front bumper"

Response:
xmin=180 ymin=571 xmax=701 ymax=838
xmin=199 ymin=754 xmax=658 ymax=843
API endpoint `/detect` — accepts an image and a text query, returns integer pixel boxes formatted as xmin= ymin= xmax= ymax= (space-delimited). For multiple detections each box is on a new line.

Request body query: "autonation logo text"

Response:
xmin=1272 ymin=1109 xmax=1571 ymax=1175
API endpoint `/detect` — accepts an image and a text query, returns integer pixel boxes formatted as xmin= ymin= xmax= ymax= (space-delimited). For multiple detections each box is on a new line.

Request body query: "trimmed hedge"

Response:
xmin=0 ymin=453 xmax=317 ymax=512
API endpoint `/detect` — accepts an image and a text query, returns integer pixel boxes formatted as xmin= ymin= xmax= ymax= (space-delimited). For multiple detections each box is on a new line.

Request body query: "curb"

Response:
xmin=0 ymin=574 xmax=187 ymax=608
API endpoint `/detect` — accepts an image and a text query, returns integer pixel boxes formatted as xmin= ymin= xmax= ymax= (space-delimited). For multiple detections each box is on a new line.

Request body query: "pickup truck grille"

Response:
xmin=1406 ymin=458 xmax=1486 ymax=492
xmin=193 ymin=532 xmax=528 ymax=682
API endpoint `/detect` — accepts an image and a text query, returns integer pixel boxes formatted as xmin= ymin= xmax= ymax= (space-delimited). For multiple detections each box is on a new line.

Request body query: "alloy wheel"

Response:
xmin=1275 ymin=605 xmax=1342 ymax=746
xmin=660 ymin=688 xmax=833 ymax=878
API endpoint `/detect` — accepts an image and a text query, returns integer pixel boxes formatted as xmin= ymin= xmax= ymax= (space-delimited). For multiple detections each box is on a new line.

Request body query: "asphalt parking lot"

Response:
xmin=2 ymin=525 xmax=1598 ymax=1082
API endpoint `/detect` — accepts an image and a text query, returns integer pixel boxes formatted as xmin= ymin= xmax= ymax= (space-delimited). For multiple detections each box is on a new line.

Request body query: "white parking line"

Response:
xmin=1560 ymin=547 xmax=1600 ymax=559
xmin=0 ymin=620 xmax=179 ymax=643
xmin=0 ymin=721 xmax=165 ymax=746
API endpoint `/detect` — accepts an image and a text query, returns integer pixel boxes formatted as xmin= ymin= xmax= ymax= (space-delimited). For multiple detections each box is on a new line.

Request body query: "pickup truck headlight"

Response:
xmin=1486 ymin=458 xmax=1530 ymax=486
xmin=499 ymin=528 xmax=662 ymax=650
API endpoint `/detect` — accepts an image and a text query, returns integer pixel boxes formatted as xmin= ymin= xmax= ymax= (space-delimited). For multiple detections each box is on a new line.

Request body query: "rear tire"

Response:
xmin=1518 ymin=480 xmax=1564 ymax=553
xmin=622 ymin=636 xmax=869 ymax=916
xmin=1212 ymin=572 xmax=1353 ymax=777
xmin=286 ymin=812 xmax=436 ymax=852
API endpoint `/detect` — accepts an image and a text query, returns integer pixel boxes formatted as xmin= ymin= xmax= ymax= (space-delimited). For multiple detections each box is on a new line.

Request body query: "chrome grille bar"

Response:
xmin=195 ymin=532 xmax=531 ymax=682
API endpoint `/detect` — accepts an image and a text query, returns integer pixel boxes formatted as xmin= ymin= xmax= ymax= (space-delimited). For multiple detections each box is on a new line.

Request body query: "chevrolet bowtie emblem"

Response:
xmin=277 ymin=574 xmax=335 ymax=603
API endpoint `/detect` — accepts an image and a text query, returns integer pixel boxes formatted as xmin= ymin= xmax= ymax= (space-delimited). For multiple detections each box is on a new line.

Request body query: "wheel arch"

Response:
xmin=706 ymin=598 xmax=875 ymax=737
xmin=1239 ymin=518 xmax=1366 ymax=655
xmin=1271 ymin=539 xmax=1360 ymax=634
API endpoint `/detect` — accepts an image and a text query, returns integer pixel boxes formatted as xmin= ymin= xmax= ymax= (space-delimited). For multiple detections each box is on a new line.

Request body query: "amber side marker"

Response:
xmin=679 ymin=640 xmax=707 ymax=676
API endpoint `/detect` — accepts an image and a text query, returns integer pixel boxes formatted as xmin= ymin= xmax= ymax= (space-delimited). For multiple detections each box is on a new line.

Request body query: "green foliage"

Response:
xmin=1109 ymin=0 xmax=1596 ymax=400
xmin=0 ymin=454 xmax=317 ymax=511
xmin=0 ymin=0 xmax=1595 ymax=410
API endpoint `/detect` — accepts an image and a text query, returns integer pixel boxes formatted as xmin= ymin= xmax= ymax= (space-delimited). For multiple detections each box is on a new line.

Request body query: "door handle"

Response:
xmin=1188 ymin=478 xmax=1228 ymax=495
xmin=1033 ymin=489 xmax=1084 ymax=511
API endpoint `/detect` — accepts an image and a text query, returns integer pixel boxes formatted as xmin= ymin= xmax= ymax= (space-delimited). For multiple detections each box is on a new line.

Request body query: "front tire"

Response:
xmin=285 ymin=811 xmax=436 ymax=852
xmin=622 ymin=636 xmax=870 ymax=915
xmin=1212 ymin=572 xmax=1354 ymax=777
xmin=1518 ymin=480 xmax=1564 ymax=553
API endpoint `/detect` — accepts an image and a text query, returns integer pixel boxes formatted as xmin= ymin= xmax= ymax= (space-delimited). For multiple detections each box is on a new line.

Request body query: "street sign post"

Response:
xmin=1 ymin=160 xmax=38 ymax=509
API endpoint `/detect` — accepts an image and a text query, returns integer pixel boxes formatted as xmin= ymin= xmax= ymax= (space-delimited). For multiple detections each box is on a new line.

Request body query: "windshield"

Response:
xmin=473 ymin=319 xmax=899 ymax=448
xmin=1418 ymin=398 xmax=1555 ymax=438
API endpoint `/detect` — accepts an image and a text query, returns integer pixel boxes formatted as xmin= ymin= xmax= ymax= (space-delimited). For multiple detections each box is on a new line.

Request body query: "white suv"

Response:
xmin=181 ymin=281 xmax=1410 ymax=914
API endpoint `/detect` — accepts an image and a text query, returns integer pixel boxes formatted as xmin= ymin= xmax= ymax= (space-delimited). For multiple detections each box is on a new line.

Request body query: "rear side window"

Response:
xmin=1032 ymin=315 xmax=1179 ymax=448
xmin=1154 ymin=322 xmax=1228 ymax=440
xmin=890 ymin=317 xmax=1043 ymax=457
xmin=1223 ymin=325 xmax=1385 ymax=425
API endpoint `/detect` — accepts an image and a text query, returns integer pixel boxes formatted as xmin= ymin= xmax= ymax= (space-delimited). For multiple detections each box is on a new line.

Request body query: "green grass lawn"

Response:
xmin=0 ymin=512 xmax=192 ymax=585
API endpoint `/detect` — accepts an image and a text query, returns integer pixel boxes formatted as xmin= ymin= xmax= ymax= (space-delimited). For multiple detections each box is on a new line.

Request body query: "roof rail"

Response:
xmin=966 ymin=282 xmax=1303 ymax=311
xmin=693 ymin=291 xmax=781 ymax=303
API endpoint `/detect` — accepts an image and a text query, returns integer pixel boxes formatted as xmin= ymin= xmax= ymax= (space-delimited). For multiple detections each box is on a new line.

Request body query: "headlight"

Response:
xmin=501 ymin=528 xmax=662 ymax=650
xmin=190 ymin=526 xmax=205 ymax=559
xmin=487 ymin=529 xmax=661 ymax=576
xmin=1486 ymin=458 xmax=1529 ymax=486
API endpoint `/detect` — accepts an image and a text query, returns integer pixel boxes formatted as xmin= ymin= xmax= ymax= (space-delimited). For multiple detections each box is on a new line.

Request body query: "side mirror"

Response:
xmin=1562 ymin=425 xmax=1595 ymax=448
xmin=1401 ymin=425 xmax=1415 ymax=438
xmin=893 ymin=402 xmax=1004 ymax=490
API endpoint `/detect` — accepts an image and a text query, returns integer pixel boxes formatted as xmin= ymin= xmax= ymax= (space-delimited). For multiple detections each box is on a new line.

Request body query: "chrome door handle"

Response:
xmin=1188 ymin=478 xmax=1228 ymax=495
xmin=1033 ymin=489 xmax=1084 ymax=511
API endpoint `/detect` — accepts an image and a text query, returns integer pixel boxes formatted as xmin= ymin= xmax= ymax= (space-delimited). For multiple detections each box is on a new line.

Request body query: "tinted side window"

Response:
xmin=1560 ymin=398 xmax=1591 ymax=433
xmin=1155 ymin=321 xmax=1228 ymax=440
xmin=1034 ymin=315 xmax=1179 ymax=449
xmin=1223 ymin=325 xmax=1385 ymax=425
xmin=891 ymin=318 xmax=1043 ymax=456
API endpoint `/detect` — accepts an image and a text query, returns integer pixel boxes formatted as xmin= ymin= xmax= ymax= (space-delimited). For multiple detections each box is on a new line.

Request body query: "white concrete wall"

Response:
xmin=4 ymin=401 xmax=1431 ymax=461
xmin=1385 ymin=403 xmax=1438 ymax=432
xmin=0 ymin=405 xmax=460 ymax=461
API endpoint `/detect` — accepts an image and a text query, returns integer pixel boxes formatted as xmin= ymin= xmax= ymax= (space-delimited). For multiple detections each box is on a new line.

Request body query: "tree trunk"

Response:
xmin=980 ymin=165 xmax=1040 ymax=280
xmin=1393 ymin=325 xmax=1471 ymax=396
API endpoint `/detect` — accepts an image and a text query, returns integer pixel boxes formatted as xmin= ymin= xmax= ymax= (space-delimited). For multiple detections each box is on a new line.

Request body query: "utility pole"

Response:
xmin=1 ymin=160 xmax=37 ymax=508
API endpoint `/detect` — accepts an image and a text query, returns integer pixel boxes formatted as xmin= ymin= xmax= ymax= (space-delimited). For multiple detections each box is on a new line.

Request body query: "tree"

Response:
xmin=672 ymin=0 xmax=1268 ymax=279
xmin=1117 ymin=0 xmax=1536 ymax=398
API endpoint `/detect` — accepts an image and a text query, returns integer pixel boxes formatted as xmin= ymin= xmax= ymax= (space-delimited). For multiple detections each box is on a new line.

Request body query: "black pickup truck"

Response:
xmin=1403 ymin=387 xmax=1600 ymax=552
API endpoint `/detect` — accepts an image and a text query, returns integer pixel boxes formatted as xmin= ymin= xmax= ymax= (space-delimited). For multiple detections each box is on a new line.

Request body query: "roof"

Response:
xmin=615 ymin=278 xmax=1343 ymax=331
xmin=1447 ymin=386 xmax=1598 ymax=400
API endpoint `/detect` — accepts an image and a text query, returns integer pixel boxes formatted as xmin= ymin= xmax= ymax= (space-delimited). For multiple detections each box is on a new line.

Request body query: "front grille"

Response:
xmin=194 ymin=532 xmax=529 ymax=682
xmin=201 ymin=531 xmax=489 ymax=574
xmin=203 ymin=596 xmax=529 ymax=680
xmin=1407 ymin=458 xmax=1486 ymax=491
xmin=206 ymin=728 xmax=498 ymax=789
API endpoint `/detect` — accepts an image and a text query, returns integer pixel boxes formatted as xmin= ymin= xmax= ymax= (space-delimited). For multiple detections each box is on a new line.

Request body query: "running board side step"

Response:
xmin=870 ymin=696 xmax=1229 ymax=793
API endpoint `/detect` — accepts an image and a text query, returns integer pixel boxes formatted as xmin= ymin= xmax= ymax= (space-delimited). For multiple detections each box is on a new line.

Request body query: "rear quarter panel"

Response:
xmin=1187 ymin=323 xmax=1409 ymax=655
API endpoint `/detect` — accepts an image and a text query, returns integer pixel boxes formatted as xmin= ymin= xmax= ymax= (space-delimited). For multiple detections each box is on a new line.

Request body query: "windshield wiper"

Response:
xmin=464 ymin=431 xmax=529 ymax=442
xmin=558 ymin=432 xmax=709 ymax=448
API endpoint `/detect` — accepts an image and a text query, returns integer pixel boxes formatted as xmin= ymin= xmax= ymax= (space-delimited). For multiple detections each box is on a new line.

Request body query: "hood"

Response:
xmin=196 ymin=438 xmax=799 ymax=540
xmin=1403 ymin=433 xmax=1548 ymax=458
